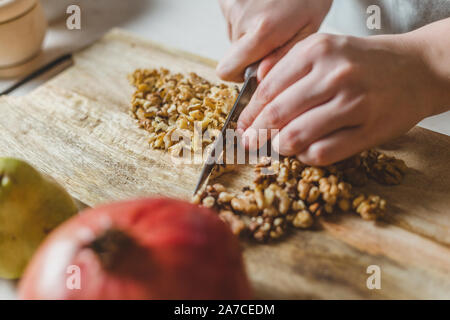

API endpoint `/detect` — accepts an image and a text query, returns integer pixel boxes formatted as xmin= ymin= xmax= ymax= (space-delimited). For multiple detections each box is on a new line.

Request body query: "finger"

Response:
xmin=243 ymin=61 xmax=360 ymax=150
xmin=237 ymin=43 xmax=314 ymax=130
xmin=217 ymin=29 xmax=279 ymax=82
xmin=248 ymin=68 xmax=336 ymax=133
xmin=258 ymin=25 xmax=318 ymax=81
xmin=252 ymin=32 xmax=338 ymax=108
xmin=297 ymin=127 xmax=367 ymax=166
xmin=270 ymin=97 xmax=364 ymax=156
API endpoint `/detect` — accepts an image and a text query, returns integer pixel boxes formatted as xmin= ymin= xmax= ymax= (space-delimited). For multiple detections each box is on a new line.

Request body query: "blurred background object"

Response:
xmin=0 ymin=0 xmax=229 ymax=92
xmin=0 ymin=0 xmax=47 ymax=76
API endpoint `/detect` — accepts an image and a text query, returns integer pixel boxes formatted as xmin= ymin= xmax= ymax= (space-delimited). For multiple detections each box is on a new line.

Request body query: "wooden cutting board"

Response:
xmin=1 ymin=29 xmax=449 ymax=299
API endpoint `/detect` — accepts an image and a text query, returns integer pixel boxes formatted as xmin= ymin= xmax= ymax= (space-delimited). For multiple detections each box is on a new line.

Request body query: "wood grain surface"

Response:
xmin=0 ymin=29 xmax=449 ymax=299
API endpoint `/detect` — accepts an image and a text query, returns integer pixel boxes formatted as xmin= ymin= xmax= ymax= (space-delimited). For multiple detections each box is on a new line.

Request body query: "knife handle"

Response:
xmin=244 ymin=63 xmax=259 ymax=80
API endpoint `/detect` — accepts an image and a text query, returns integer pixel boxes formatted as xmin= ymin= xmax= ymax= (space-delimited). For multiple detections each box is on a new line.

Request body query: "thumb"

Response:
xmin=217 ymin=30 xmax=276 ymax=82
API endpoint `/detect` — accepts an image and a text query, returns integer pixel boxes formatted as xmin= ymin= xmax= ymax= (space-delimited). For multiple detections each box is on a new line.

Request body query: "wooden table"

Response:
xmin=1 ymin=29 xmax=449 ymax=299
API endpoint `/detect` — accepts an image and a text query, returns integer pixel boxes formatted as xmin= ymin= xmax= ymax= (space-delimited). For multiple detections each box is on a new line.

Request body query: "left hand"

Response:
xmin=239 ymin=33 xmax=450 ymax=166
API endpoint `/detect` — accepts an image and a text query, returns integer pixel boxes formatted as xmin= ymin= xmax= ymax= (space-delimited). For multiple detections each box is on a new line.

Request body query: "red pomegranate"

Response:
xmin=18 ymin=198 xmax=252 ymax=300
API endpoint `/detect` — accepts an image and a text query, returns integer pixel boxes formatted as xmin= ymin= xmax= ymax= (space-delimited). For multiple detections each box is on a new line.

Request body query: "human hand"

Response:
xmin=239 ymin=33 xmax=450 ymax=166
xmin=217 ymin=0 xmax=332 ymax=82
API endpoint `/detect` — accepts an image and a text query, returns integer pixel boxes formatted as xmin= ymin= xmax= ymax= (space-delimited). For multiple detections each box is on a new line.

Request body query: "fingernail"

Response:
xmin=216 ymin=61 xmax=229 ymax=78
xmin=297 ymin=152 xmax=312 ymax=165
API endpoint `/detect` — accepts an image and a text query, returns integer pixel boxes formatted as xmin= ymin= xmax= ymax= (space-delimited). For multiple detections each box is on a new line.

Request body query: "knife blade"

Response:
xmin=193 ymin=64 xmax=259 ymax=195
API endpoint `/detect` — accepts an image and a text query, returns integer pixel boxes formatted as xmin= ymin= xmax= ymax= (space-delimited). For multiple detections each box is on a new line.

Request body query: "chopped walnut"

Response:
xmin=292 ymin=210 xmax=314 ymax=229
xmin=192 ymin=149 xmax=403 ymax=242
xmin=352 ymin=194 xmax=387 ymax=220
xmin=219 ymin=210 xmax=246 ymax=236
xmin=249 ymin=216 xmax=285 ymax=242
xmin=129 ymin=68 xmax=239 ymax=156
xmin=202 ymin=196 xmax=215 ymax=209
xmin=360 ymin=150 xmax=408 ymax=185
xmin=231 ymin=197 xmax=259 ymax=216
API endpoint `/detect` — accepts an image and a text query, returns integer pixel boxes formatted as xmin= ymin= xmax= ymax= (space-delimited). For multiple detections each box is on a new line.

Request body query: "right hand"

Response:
xmin=217 ymin=0 xmax=333 ymax=82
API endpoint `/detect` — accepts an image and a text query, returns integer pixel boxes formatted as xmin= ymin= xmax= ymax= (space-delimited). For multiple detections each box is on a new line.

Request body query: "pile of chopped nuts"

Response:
xmin=129 ymin=68 xmax=239 ymax=156
xmin=193 ymin=150 xmax=407 ymax=242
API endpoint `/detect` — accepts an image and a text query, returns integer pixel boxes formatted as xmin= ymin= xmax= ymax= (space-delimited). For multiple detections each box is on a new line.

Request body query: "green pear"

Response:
xmin=0 ymin=158 xmax=77 ymax=279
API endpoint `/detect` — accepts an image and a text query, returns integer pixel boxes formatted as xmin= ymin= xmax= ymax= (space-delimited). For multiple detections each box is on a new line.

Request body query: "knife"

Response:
xmin=0 ymin=38 xmax=101 ymax=96
xmin=0 ymin=54 xmax=73 ymax=95
xmin=193 ymin=63 xmax=259 ymax=195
